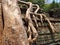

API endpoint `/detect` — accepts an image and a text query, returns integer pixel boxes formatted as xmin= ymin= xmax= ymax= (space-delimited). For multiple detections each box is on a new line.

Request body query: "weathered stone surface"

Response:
xmin=49 ymin=8 xmax=60 ymax=18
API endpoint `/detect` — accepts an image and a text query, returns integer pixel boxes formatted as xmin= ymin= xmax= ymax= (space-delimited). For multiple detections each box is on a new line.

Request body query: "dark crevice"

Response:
xmin=1 ymin=4 xmax=4 ymax=29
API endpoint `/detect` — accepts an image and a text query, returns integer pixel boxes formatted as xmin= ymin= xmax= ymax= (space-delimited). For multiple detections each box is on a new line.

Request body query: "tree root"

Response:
xmin=18 ymin=0 xmax=56 ymax=44
xmin=25 ymin=2 xmax=38 ymax=43
xmin=30 ymin=12 xmax=56 ymax=33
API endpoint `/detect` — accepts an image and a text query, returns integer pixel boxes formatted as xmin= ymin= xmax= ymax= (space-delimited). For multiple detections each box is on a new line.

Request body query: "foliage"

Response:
xmin=43 ymin=4 xmax=51 ymax=12
xmin=23 ymin=0 xmax=45 ymax=8
xmin=29 ymin=0 xmax=45 ymax=7
xmin=23 ymin=0 xmax=60 ymax=12
xmin=50 ymin=0 xmax=59 ymax=9
xmin=43 ymin=0 xmax=60 ymax=12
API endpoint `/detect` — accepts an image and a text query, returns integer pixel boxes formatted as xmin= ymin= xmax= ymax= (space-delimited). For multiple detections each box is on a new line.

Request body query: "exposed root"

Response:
xmin=42 ymin=14 xmax=56 ymax=32
xmin=25 ymin=2 xmax=38 ymax=43
xmin=33 ymin=4 xmax=39 ymax=28
xmin=18 ymin=0 xmax=56 ymax=44
xmin=33 ymin=4 xmax=40 ymax=13
xmin=27 ymin=24 xmax=32 ymax=42
xmin=30 ymin=12 xmax=56 ymax=33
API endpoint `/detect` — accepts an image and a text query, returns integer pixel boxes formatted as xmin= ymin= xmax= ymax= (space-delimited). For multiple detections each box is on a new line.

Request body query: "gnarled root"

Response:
xmin=25 ymin=2 xmax=38 ymax=43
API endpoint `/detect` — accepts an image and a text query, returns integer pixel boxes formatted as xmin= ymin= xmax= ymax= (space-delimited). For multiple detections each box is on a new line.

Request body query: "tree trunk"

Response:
xmin=1 ymin=0 xmax=29 ymax=45
xmin=0 ymin=3 xmax=3 ymax=45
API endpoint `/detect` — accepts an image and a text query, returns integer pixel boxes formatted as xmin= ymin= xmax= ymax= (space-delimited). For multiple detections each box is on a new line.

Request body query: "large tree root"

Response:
xmin=17 ymin=0 xmax=56 ymax=44
xmin=25 ymin=2 xmax=38 ymax=43
xmin=0 ymin=0 xmax=56 ymax=45
xmin=30 ymin=12 xmax=56 ymax=41
xmin=30 ymin=12 xmax=56 ymax=33
xmin=19 ymin=0 xmax=56 ymax=43
xmin=1 ymin=0 xmax=29 ymax=45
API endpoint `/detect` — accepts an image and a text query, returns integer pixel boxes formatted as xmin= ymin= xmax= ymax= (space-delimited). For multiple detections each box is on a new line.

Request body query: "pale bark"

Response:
xmin=0 ymin=3 xmax=3 ymax=45
xmin=30 ymin=12 xmax=56 ymax=33
xmin=2 ymin=0 xmax=29 ymax=45
xmin=26 ymin=2 xmax=38 ymax=43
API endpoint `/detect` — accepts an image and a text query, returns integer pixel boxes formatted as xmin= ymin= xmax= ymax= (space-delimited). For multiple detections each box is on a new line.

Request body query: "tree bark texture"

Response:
xmin=0 ymin=3 xmax=3 ymax=45
xmin=1 ymin=0 xmax=29 ymax=45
